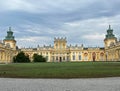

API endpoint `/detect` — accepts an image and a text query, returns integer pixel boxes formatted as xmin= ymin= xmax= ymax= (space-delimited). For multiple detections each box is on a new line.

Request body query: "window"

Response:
xmin=79 ymin=55 xmax=81 ymax=60
xmin=52 ymin=56 xmax=54 ymax=62
xmin=56 ymin=56 xmax=58 ymax=60
xmin=67 ymin=56 xmax=69 ymax=61
xmin=73 ymin=55 xmax=75 ymax=60
xmin=46 ymin=56 xmax=48 ymax=61
xmin=63 ymin=56 xmax=65 ymax=60
xmin=63 ymin=43 xmax=65 ymax=48
xmin=56 ymin=44 xmax=58 ymax=49
xmin=84 ymin=53 xmax=88 ymax=61
xmin=60 ymin=44 xmax=62 ymax=49
xmin=84 ymin=56 xmax=88 ymax=61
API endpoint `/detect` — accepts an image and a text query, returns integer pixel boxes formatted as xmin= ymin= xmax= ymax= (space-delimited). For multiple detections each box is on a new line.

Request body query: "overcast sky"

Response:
xmin=0 ymin=0 xmax=120 ymax=48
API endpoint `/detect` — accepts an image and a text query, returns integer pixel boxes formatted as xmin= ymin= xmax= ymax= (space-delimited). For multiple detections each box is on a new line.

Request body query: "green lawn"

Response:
xmin=0 ymin=62 xmax=120 ymax=78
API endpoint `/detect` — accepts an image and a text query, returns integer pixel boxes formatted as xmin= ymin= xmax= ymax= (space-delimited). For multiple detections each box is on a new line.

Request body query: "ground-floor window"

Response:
xmin=84 ymin=56 xmax=88 ymax=61
xmin=63 ymin=56 xmax=65 ymax=60
xmin=100 ymin=56 xmax=104 ymax=61
xmin=79 ymin=55 xmax=81 ymax=60
xmin=52 ymin=56 xmax=54 ymax=62
xmin=100 ymin=53 xmax=104 ymax=61
xmin=67 ymin=56 xmax=69 ymax=61
xmin=56 ymin=56 xmax=58 ymax=61
xmin=73 ymin=55 xmax=75 ymax=60
xmin=46 ymin=56 xmax=48 ymax=61
xmin=84 ymin=53 xmax=88 ymax=61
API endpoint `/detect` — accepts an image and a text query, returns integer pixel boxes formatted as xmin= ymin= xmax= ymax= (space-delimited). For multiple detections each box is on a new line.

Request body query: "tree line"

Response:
xmin=13 ymin=52 xmax=47 ymax=63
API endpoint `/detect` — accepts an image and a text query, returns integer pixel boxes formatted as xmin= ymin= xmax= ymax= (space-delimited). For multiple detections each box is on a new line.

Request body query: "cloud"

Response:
xmin=0 ymin=0 xmax=120 ymax=48
xmin=1 ymin=0 xmax=120 ymax=26
xmin=0 ymin=0 xmax=36 ymax=13
xmin=0 ymin=0 xmax=120 ymax=15
xmin=82 ymin=33 xmax=105 ymax=40
xmin=16 ymin=36 xmax=53 ymax=48
xmin=58 ymin=15 xmax=120 ymax=46
xmin=0 ymin=0 xmax=95 ymax=13
xmin=2 ymin=14 xmax=120 ymax=48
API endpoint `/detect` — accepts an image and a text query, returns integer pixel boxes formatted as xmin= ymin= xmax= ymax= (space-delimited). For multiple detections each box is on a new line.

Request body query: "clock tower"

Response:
xmin=3 ymin=27 xmax=16 ymax=50
xmin=104 ymin=25 xmax=117 ymax=49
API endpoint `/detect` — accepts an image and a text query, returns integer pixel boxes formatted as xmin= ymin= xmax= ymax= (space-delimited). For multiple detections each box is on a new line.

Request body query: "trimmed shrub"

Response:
xmin=13 ymin=51 xmax=30 ymax=63
xmin=33 ymin=54 xmax=46 ymax=62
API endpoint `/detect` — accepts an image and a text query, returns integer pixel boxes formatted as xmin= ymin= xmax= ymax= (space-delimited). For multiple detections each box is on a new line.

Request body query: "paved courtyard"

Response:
xmin=0 ymin=77 xmax=120 ymax=91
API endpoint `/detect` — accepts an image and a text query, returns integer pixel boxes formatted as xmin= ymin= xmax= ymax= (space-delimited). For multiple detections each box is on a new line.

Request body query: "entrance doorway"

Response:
xmin=59 ymin=57 xmax=62 ymax=62
xmin=92 ymin=52 xmax=96 ymax=62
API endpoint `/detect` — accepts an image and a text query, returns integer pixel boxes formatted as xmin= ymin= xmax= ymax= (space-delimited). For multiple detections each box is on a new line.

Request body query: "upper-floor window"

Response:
xmin=60 ymin=44 xmax=62 ymax=49
xmin=56 ymin=44 xmax=58 ymax=48
xmin=63 ymin=43 xmax=65 ymax=48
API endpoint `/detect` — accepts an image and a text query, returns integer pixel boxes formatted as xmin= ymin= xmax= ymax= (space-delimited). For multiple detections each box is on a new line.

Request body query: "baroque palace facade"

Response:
xmin=0 ymin=27 xmax=17 ymax=63
xmin=0 ymin=25 xmax=120 ymax=63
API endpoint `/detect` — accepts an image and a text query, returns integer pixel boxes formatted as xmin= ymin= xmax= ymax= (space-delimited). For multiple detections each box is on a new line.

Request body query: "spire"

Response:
xmin=9 ymin=27 xmax=12 ymax=31
xmin=4 ymin=27 xmax=15 ymax=41
xmin=109 ymin=25 xmax=111 ymax=30
xmin=105 ymin=25 xmax=116 ymax=39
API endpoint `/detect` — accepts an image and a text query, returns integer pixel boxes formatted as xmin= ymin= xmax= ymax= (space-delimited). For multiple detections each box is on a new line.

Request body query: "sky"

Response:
xmin=0 ymin=0 xmax=120 ymax=48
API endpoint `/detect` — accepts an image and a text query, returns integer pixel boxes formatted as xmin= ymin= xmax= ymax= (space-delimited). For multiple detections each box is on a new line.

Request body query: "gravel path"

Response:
xmin=0 ymin=77 xmax=120 ymax=91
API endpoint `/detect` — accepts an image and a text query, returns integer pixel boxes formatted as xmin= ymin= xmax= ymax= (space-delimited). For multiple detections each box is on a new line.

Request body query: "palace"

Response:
xmin=0 ymin=27 xmax=17 ymax=63
xmin=0 ymin=25 xmax=120 ymax=63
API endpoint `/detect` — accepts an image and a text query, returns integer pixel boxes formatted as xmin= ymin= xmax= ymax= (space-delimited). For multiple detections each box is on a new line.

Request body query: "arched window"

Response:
xmin=84 ymin=53 xmax=88 ymax=61
xmin=100 ymin=52 xmax=104 ymax=61
xmin=92 ymin=52 xmax=96 ymax=61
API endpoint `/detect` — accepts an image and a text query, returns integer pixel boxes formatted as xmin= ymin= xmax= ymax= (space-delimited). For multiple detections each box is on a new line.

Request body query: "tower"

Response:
xmin=54 ymin=37 xmax=67 ymax=49
xmin=3 ymin=27 xmax=16 ymax=50
xmin=104 ymin=25 xmax=117 ymax=49
xmin=53 ymin=37 xmax=67 ymax=62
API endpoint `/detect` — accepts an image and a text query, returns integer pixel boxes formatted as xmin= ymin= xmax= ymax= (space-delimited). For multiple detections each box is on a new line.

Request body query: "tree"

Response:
xmin=13 ymin=51 xmax=30 ymax=63
xmin=33 ymin=54 xmax=46 ymax=62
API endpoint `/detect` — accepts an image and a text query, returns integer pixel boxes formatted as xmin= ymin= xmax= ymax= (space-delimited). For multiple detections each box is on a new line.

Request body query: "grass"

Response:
xmin=0 ymin=62 xmax=120 ymax=78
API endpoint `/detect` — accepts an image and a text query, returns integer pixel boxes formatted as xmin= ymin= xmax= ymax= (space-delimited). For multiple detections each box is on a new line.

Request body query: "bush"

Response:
xmin=33 ymin=54 xmax=46 ymax=62
xmin=13 ymin=51 xmax=30 ymax=63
